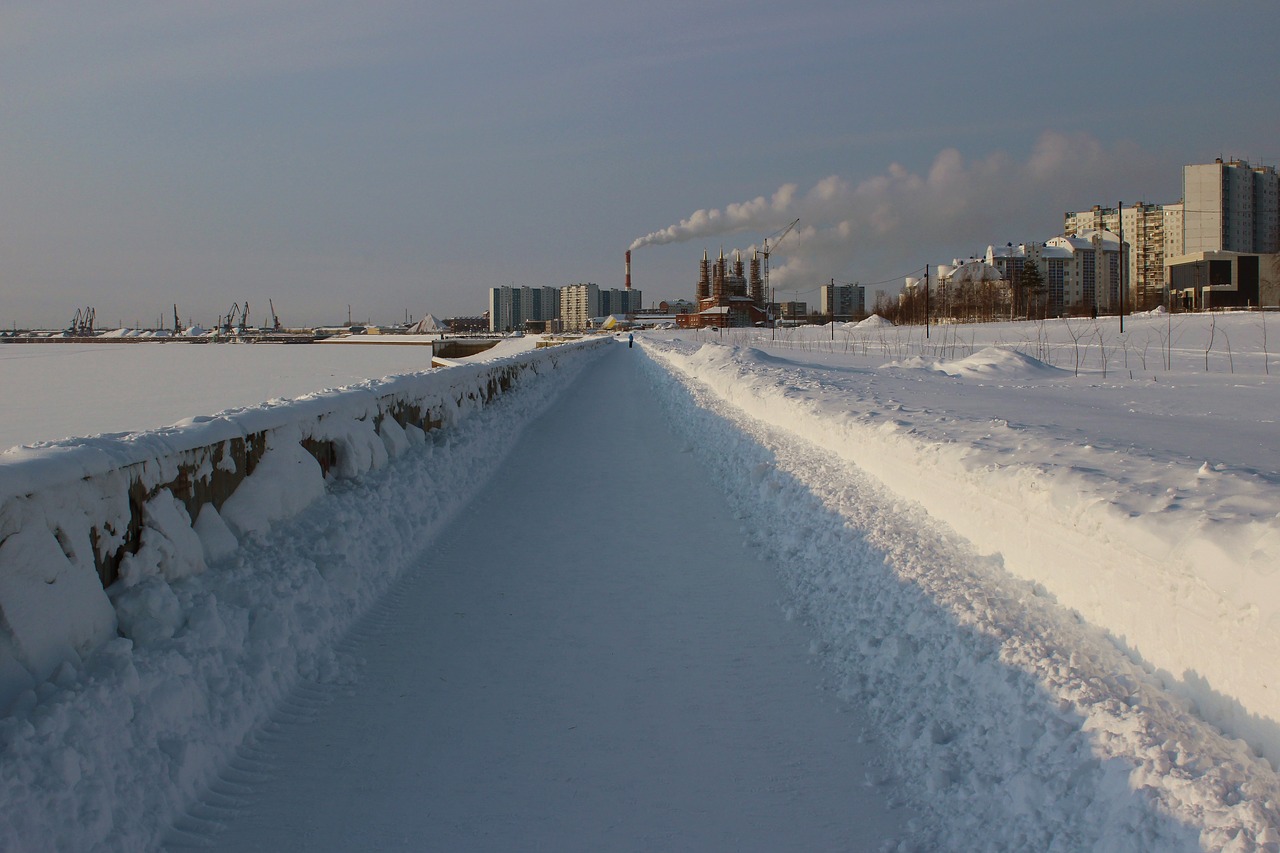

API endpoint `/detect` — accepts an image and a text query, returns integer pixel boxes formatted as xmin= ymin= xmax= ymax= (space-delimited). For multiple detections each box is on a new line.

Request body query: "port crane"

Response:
xmin=220 ymin=302 xmax=251 ymax=335
xmin=69 ymin=306 xmax=95 ymax=336
xmin=268 ymin=299 xmax=281 ymax=331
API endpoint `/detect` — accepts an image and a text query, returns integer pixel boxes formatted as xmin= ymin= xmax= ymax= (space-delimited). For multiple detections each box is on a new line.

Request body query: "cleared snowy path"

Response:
xmin=182 ymin=343 xmax=904 ymax=851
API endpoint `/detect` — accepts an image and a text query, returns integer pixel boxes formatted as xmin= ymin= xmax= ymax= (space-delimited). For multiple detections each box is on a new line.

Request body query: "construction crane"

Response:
xmin=760 ymin=218 xmax=799 ymax=316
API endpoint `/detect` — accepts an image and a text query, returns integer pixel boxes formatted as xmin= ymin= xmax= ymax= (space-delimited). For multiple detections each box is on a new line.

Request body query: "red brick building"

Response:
xmin=676 ymin=248 xmax=771 ymax=328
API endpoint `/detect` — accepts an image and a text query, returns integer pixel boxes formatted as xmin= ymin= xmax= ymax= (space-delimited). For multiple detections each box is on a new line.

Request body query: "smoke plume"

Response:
xmin=629 ymin=131 xmax=1169 ymax=292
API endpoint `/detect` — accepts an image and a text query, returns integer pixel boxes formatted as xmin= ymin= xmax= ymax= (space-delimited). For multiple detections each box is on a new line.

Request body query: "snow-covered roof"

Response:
xmin=946 ymin=260 xmax=1004 ymax=284
xmin=1048 ymin=230 xmax=1122 ymax=252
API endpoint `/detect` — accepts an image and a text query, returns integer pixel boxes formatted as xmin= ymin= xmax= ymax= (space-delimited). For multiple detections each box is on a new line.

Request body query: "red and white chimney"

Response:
xmin=625 ymin=250 xmax=632 ymax=290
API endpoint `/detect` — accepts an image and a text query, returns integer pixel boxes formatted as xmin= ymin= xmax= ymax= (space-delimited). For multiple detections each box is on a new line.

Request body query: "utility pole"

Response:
xmin=1118 ymin=200 xmax=1125 ymax=333
xmin=925 ymin=264 xmax=930 ymax=339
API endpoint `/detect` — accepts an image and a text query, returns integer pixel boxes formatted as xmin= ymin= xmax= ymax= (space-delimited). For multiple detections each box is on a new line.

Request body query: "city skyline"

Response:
xmin=2 ymin=1 xmax=1277 ymax=328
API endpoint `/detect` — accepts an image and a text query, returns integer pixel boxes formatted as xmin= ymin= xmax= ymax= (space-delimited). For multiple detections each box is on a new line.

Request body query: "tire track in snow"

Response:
xmin=638 ymin=344 xmax=1280 ymax=851
xmin=158 ymin=347 xmax=605 ymax=852
xmin=181 ymin=344 xmax=909 ymax=851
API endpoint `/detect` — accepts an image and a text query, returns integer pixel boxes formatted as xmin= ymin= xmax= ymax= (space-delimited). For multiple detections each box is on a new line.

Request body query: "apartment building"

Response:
xmin=1064 ymin=203 xmax=1183 ymax=310
xmin=1184 ymin=159 xmax=1280 ymax=255
xmin=558 ymin=284 xmax=642 ymax=331
xmin=984 ymin=232 xmax=1122 ymax=316
xmin=488 ymin=286 xmax=561 ymax=332
xmin=820 ymin=282 xmax=866 ymax=319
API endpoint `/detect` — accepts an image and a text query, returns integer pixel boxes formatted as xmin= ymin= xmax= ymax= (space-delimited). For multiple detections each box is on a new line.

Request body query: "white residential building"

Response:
xmin=1064 ymin=203 xmax=1184 ymax=310
xmin=1045 ymin=230 xmax=1125 ymax=314
xmin=559 ymin=284 xmax=641 ymax=331
xmin=985 ymin=233 xmax=1122 ymax=317
xmin=559 ymin=283 xmax=599 ymax=331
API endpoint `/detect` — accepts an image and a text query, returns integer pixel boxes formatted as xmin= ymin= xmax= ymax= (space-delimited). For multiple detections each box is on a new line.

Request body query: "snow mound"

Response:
xmin=882 ymin=355 xmax=938 ymax=371
xmin=408 ymin=314 xmax=443 ymax=334
xmin=856 ymin=314 xmax=894 ymax=329
xmin=880 ymin=347 xmax=1066 ymax=379
xmin=938 ymin=347 xmax=1068 ymax=380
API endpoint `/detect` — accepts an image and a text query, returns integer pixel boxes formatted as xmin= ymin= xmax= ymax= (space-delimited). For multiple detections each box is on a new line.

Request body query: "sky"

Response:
xmin=1 ymin=1 xmax=1277 ymax=329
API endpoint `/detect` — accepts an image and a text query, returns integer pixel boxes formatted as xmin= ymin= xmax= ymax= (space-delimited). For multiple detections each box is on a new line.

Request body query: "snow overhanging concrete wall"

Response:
xmin=0 ymin=340 xmax=605 ymax=711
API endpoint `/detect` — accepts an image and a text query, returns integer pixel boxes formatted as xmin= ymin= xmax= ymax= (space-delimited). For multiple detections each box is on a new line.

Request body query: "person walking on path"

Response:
xmin=628 ymin=332 xmax=633 ymax=348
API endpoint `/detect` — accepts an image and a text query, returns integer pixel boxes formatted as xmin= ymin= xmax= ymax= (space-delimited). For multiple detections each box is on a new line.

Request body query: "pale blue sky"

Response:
xmin=2 ymin=1 xmax=1276 ymax=327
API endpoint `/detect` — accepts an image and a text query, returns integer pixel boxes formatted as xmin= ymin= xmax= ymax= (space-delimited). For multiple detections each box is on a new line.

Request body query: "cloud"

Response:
xmin=630 ymin=131 xmax=1174 ymax=291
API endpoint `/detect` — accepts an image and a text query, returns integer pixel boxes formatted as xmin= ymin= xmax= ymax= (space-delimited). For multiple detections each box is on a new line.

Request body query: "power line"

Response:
xmin=832 ymin=266 xmax=928 ymax=288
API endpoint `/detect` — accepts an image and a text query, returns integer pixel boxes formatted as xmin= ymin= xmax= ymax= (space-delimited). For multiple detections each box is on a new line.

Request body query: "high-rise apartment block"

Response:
xmin=559 ymin=283 xmax=642 ymax=331
xmin=1183 ymin=159 xmax=1279 ymax=255
xmin=820 ymin=282 xmax=865 ymax=319
xmin=488 ymin=286 xmax=561 ymax=332
xmin=1064 ymin=203 xmax=1184 ymax=310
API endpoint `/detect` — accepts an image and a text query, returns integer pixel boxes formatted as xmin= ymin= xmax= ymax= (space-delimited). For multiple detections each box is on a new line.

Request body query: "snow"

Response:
xmin=0 ymin=339 xmax=604 ymax=851
xmin=189 ymin=346 xmax=906 ymax=851
xmin=635 ymin=313 xmax=1280 ymax=848
xmin=1 ymin=311 xmax=1280 ymax=849
xmin=407 ymin=314 xmax=443 ymax=334
xmin=0 ymin=341 xmax=437 ymax=451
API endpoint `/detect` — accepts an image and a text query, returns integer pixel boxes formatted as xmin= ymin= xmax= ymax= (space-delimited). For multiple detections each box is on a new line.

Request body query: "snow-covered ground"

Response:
xmin=0 ymin=339 xmax=597 ymax=851
xmin=0 ymin=336 xmax=544 ymax=452
xmin=2 ymin=313 xmax=1279 ymax=850
xmin=645 ymin=311 xmax=1280 ymax=767
xmin=179 ymin=344 xmax=906 ymax=852
xmin=0 ymin=341 xmax=437 ymax=450
xmin=637 ymin=313 xmax=1280 ymax=850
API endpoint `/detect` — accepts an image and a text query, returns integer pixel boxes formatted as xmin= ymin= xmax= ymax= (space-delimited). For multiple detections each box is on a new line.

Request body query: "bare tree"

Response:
xmin=1204 ymin=314 xmax=1216 ymax=372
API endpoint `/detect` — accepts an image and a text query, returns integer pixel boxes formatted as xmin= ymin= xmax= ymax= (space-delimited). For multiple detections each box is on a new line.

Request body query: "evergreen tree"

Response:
xmin=1021 ymin=261 xmax=1047 ymax=318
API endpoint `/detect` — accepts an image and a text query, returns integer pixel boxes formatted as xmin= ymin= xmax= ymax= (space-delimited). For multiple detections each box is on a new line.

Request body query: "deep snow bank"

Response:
xmin=636 ymin=340 xmax=1280 ymax=851
xmin=0 ymin=339 xmax=606 ymax=714
xmin=643 ymin=337 xmax=1280 ymax=767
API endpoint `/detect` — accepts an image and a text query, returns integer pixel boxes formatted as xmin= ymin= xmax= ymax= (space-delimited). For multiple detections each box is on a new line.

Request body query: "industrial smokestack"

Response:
xmin=625 ymin=250 xmax=632 ymax=289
